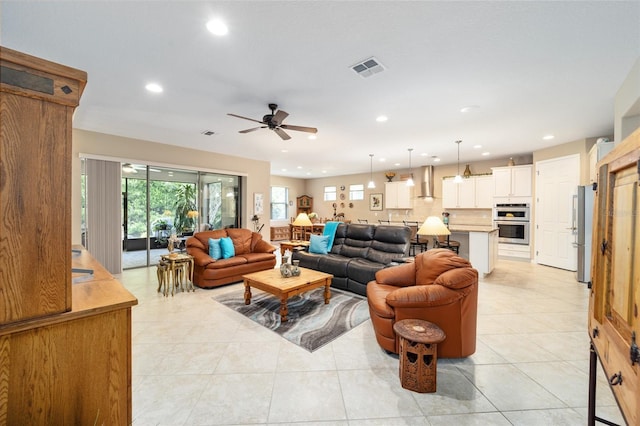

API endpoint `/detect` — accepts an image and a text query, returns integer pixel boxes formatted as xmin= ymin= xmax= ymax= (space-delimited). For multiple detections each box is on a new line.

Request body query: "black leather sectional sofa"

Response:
xmin=291 ymin=223 xmax=411 ymax=296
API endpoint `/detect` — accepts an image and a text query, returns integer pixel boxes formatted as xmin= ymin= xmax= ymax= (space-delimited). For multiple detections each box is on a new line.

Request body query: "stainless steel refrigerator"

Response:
xmin=576 ymin=185 xmax=595 ymax=283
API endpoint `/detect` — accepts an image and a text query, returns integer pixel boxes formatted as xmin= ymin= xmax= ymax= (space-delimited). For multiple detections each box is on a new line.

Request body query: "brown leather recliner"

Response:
xmin=367 ymin=249 xmax=478 ymax=358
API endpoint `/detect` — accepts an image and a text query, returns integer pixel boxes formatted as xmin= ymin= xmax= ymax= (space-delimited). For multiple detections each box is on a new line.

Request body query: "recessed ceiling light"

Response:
xmin=281 ymin=149 xmax=288 ymax=153
xmin=379 ymin=158 xmax=386 ymax=162
xmin=420 ymin=152 xmax=429 ymax=156
xmin=145 ymin=82 xmax=163 ymax=93
xmin=281 ymin=168 xmax=287 ymax=172
xmin=482 ymin=152 xmax=490 ymax=156
xmin=394 ymin=162 xmax=400 ymax=166
xmin=432 ymin=156 xmax=440 ymax=162
xmin=306 ymin=172 xmax=311 ymax=176
xmin=473 ymin=144 xmax=482 ymax=149
xmin=206 ymin=18 xmax=228 ymax=36
xmin=308 ymin=135 xmax=317 ymax=140
xmin=460 ymin=105 xmax=480 ymax=113
xmin=543 ymin=134 xmax=555 ymax=140
xmin=376 ymin=115 xmax=388 ymax=123
xmin=297 ymin=166 xmax=302 ymax=169
xmin=321 ymin=170 xmax=327 ymax=173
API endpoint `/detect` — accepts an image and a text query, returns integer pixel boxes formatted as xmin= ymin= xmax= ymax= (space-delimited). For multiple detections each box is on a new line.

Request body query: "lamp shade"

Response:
xmin=417 ymin=216 xmax=451 ymax=236
xmin=292 ymin=213 xmax=313 ymax=227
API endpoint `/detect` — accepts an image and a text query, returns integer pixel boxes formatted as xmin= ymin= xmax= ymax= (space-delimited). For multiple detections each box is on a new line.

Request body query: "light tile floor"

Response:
xmin=120 ymin=258 xmax=627 ymax=425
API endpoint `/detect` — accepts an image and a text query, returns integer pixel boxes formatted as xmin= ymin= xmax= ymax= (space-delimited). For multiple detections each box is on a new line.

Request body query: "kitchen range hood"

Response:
xmin=416 ymin=166 xmax=434 ymax=198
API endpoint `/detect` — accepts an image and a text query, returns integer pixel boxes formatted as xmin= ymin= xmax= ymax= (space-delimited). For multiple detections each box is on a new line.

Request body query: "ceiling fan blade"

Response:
xmin=227 ymin=113 xmax=265 ymax=125
xmin=280 ymin=124 xmax=318 ymax=134
xmin=271 ymin=110 xmax=289 ymax=126
xmin=239 ymin=126 xmax=266 ymax=134
xmin=274 ymin=127 xmax=291 ymax=140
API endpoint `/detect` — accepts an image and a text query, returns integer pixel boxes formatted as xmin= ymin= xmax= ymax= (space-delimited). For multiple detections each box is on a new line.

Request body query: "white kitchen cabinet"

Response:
xmin=442 ymin=175 xmax=494 ymax=209
xmin=468 ymin=229 xmax=498 ymax=275
xmin=474 ymin=175 xmax=494 ymax=208
xmin=385 ymin=181 xmax=412 ymax=209
xmin=492 ymin=165 xmax=532 ymax=198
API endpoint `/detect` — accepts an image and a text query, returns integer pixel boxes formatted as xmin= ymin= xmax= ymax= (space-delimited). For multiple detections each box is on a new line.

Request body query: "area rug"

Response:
xmin=212 ymin=287 xmax=370 ymax=352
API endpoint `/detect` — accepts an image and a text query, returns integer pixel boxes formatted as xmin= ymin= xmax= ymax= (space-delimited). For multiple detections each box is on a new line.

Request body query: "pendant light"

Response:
xmin=454 ymin=140 xmax=463 ymax=183
xmin=406 ymin=148 xmax=415 ymax=187
xmin=367 ymin=154 xmax=376 ymax=189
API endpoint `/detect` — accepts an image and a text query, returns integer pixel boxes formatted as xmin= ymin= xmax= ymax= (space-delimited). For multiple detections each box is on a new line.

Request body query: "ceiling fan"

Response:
xmin=227 ymin=103 xmax=318 ymax=140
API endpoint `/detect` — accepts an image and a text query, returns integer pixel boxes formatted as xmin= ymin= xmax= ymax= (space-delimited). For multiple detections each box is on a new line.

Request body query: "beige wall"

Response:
xmin=71 ymin=129 xmax=272 ymax=244
xmin=271 ymin=155 xmax=533 ymax=228
xmin=269 ymin=175 xmax=308 ymax=226
xmin=532 ymin=137 xmax=600 ymax=185
xmin=615 ymin=57 xmax=640 ymax=142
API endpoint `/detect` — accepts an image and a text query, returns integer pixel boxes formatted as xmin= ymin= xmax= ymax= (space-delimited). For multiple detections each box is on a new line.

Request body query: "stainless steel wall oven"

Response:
xmin=494 ymin=203 xmax=530 ymax=245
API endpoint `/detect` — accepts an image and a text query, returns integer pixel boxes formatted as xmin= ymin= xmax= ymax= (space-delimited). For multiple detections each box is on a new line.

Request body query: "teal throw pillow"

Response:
xmin=309 ymin=234 xmax=330 ymax=254
xmin=208 ymin=238 xmax=222 ymax=260
xmin=220 ymin=236 xmax=235 ymax=259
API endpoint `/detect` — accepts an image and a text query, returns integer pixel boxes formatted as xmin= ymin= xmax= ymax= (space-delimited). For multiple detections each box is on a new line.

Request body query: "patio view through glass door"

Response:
xmin=121 ymin=164 xmax=241 ymax=269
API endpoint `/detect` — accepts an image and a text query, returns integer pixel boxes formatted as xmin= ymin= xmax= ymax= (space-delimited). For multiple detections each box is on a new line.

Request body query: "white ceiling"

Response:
xmin=2 ymin=1 xmax=639 ymax=178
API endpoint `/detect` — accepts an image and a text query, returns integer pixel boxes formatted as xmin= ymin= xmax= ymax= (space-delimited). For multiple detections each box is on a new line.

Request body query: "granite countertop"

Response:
xmin=449 ymin=224 xmax=498 ymax=233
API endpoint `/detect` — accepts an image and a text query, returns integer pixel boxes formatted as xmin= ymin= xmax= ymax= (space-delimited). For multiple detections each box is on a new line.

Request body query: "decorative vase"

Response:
xmin=167 ymin=240 xmax=174 ymax=253
xmin=507 ymin=157 xmax=515 ymax=167
xmin=280 ymin=256 xmax=292 ymax=278
xmin=385 ymin=171 xmax=396 ymax=182
xmin=463 ymin=164 xmax=471 ymax=177
xmin=291 ymin=260 xmax=301 ymax=276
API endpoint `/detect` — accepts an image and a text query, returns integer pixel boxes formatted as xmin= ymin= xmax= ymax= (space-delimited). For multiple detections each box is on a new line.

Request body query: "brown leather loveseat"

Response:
xmin=367 ymin=249 xmax=478 ymax=358
xmin=186 ymin=229 xmax=277 ymax=288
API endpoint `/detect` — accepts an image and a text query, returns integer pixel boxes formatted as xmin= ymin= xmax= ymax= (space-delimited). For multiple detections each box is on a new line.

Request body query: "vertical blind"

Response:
xmin=85 ymin=158 xmax=122 ymax=274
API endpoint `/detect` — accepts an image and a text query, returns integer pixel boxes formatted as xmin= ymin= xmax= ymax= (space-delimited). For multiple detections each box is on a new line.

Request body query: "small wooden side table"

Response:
xmin=278 ymin=240 xmax=310 ymax=256
xmin=159 ymin=253 xmax=195 ymax=296
xmin=393 ymin=319 xmax=446 ymax=393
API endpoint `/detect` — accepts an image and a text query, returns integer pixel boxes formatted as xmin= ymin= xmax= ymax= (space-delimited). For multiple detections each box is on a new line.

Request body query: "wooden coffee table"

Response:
xmin=242 ymin=267 xmax=333 ymax=322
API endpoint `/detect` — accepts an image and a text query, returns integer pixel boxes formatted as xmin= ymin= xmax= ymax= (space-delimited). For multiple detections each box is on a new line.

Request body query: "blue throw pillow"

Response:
xmin=208 ymin=238 xmax=222 ymax=260
xmin=309 ymin=234 xmax=330 ymax=254
xmin=220 ymin=236 xmax=235 ymax=259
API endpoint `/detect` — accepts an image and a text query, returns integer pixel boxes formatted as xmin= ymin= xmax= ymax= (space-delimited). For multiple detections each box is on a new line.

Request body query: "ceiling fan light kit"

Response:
xmin=228 ymin=103 xmax=318 ymax=141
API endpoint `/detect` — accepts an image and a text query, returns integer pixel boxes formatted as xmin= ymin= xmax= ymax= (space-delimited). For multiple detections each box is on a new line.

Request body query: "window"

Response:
xmin=271 ymin=186 xmax=288 ymax=220
xmin=349 ymin=184 xmax=364 ymax=200
xmin=324 ymin=186 xmax=337 ymax=201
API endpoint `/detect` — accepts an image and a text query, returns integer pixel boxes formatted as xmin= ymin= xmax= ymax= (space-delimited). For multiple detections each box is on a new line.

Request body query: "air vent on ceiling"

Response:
xmin=201 ymin=130 xmax=215 ymax=136
xmin=351 ymin=57 xmax=385 ymax=78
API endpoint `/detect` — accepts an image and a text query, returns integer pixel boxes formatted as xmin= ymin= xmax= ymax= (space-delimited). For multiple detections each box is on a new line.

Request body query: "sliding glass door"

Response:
xmin=120 ymin=164 xmax=241 ymax=269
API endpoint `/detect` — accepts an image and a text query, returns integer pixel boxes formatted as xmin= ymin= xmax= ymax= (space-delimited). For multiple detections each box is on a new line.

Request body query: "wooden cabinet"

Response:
xmin=385 ymin=181 xmax=412 ymax=209
xmin=588 ymin=128 xmax=639 ymax=425
xmin=270 ymin=226 xmax=290 ymax=241
xmin=296 ymin=195 xmax=313 ymax=215
xmin=442 ymin=175 xmax=494 ymax=209
xmin=0 ymin=46 xmax=87 ymax=324
xmin=492 ymin=165 xmax=532 ymax=200
xmin=0 ymin=47 xmax=137 ymax=424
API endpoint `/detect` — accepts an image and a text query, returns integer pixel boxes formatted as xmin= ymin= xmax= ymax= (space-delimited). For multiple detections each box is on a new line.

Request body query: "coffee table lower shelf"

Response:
xmin=242 ymin=267 xmax=333 ymax=322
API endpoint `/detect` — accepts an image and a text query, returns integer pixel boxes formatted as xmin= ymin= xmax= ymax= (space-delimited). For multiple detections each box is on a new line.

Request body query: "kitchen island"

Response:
xmin=448 ymin=225 xmax=498 ymax=275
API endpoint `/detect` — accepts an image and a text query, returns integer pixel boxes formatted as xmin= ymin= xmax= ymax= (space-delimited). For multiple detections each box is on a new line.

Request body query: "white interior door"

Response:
xmin=535 ymin=154 xmax=580 ymax=270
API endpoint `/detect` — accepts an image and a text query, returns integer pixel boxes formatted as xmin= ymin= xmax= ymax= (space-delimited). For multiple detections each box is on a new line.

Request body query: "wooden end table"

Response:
xmin=393 ymin=319 xmax=446 ymax=393
xmin=278 ymin=240 xmax=310 ymax=256
xmin=159 ymin=253 xmax=194 ymax=296
xmin=242 ymin=267 xmax=332 ymax=322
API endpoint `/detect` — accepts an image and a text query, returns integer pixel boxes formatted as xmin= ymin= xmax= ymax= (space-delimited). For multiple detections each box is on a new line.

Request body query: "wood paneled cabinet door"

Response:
xmin=297 ymin=195 xmax=313 ymax=215
xmin=588 ymin=127 xmax=639 ymax=426
xmin=0 ymin=46 xmax=86 ymax=325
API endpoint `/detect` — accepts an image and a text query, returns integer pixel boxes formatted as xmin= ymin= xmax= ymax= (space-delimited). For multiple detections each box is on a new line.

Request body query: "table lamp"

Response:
xmin=292 ymin=213 xmax=313 ymax=240
xmin=417 ymin=216 xmax=451 ymax=248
